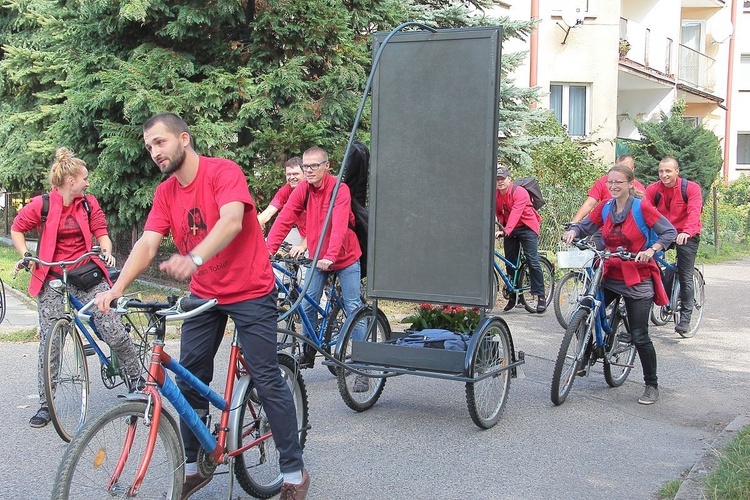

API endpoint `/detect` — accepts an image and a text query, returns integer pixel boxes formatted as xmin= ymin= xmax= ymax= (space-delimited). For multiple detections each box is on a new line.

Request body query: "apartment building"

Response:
xmin=496 ymin=0 xmax=744 ymax=181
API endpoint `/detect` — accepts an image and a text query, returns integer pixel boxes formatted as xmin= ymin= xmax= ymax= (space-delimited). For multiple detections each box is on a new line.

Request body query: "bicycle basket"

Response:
xmin=556 ymin=248 xmax=595 ymax=269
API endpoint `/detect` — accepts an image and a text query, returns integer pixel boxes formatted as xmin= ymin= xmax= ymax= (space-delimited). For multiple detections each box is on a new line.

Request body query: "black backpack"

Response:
xmin=653 ymin=177 xmax=688 ymax=207
xmin=39 ymin=193 xmax=90 ymax=243
xmin=512 ymin=177 xmax=546 ymax=210
xmin=341 ymin=141 xmax=370 ymax=279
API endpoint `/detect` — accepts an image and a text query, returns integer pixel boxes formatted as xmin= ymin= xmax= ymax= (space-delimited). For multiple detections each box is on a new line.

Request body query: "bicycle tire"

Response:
xmin=323 ymin=301 xmax=346 ymax=375
xmin=0 ymin=277 xmax=6 ymax=323
xmin=553 ymin=270 xmax=586 ymax=329
xmin=491 ymin=267 xmax=511 ymax=311
xmin=121 ymin=309 xmax=156 ymax=374
xmin=276 ymin=293 xmax=303 ymax=348
xmin=44 ymin=318 xmax=89 ymax=442
xmin=603 ymin=305 xmax=637 ymax=387
xmin=52 ymin=400 xmax=184 ymax=499
xmin=234 ymin=354 xmax=309 ymax=498
xmin=465 ymin=318 xmax=512 ymax=429
xmin=678 ymin=268 xmax=705 ymax=338
xmin=649 ymin=302 xmax=672 ymax=326
xmin=520 ymin=257 xmax=555 ymax=313
xmin=551 ymin=309 xmax=591 ymax=406
xmin=336 ymin=306 xmax=390 ymax=412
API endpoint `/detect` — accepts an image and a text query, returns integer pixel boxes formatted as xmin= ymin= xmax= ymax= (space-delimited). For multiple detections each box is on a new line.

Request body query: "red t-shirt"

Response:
xmin=588 ymin=175 xmax=647 ymax=202
xmin=270 ymin=183 xmax=307 ymax=236
xmin=144 ymin=156 xmax=274 ymax=304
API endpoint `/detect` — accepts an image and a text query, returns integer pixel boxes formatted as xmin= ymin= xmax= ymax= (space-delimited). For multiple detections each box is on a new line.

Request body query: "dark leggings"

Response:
xmin=604 ymin=289 xmax=658 ymax=387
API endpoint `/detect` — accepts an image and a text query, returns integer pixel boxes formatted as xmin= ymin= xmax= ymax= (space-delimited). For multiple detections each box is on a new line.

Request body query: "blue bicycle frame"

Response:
xmin=69 ymin=293 xmax=118 ymax=369
xmin=493 ymin=250 xmax=522 ymax=291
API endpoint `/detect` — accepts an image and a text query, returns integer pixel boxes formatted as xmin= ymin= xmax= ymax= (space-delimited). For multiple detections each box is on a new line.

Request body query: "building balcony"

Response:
xmin=678 ymin=44 xmax=715 ymax=92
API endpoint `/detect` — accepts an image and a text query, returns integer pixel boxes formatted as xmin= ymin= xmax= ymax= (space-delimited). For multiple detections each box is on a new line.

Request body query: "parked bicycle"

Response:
xmin=0 ymin=277 xmax=6 ymax=323
xmin=551 ymin=239 xmax=638 ymax=406
xmin=52 ymin=295 xmax=309 ymax=499
xmin=650 ymin=251 xmax=705 ymax=338
xmin=492 ymin=247 xmax=555 ymax=313
xmin=16 ymin=247 xmax=152 ymax=442
xmin=273 ymin=253 xmax=347 ymax=375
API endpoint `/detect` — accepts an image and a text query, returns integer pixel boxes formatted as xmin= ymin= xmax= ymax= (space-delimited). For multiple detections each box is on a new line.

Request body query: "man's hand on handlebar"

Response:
xmin=94 ymin=289 xmax=123 ymax=314
xmin=288 ymin=244 xmax=306 ymax=259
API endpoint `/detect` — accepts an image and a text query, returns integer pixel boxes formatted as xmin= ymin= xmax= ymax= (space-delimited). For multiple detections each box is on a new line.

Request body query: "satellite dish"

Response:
xmin=561 ymin=4 xmax=583 ymax=28
xmin=710 ymin=18 xmax=733 ymax=44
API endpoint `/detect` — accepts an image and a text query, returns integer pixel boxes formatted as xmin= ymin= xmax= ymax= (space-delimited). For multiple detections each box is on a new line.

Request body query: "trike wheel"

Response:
xmin=678 ymin=268 xmax=705 ymax=338
xmin=44 ymin=318 xmax=89 ymax=442
xmin=603 ymin=307 xmax=637 ymax=387
xmin=519 ymin=257 xmax=555 ymax=313
xmin=551 ymin=309 xmax=591 ymax=406
xmin=234 ymin=354 xmax=308 ymax=498
xmin=553 ymin=270 xmax=586 ymax=329
xmin=52 ymin=400 xmax=184 ymax=499
xmin=336 ymin=307 xmax=390 ymax=412
xmin=465 ymin=318 xmax=512 ymax=429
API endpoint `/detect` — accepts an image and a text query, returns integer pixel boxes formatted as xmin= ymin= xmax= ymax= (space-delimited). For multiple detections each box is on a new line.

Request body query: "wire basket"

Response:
xmin=556 ymin=248 xmax=595 ymax=269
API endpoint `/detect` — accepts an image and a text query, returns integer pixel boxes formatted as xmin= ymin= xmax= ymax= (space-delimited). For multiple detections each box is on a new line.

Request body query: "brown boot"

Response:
xmin=181 ymin=472 xmax=213 ymax=500
xmin=280 ymin=469 xmax=310 ymax=500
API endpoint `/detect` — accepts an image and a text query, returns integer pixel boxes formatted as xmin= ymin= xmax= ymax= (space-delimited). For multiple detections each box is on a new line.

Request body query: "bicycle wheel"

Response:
xmin=465 ymin=318 xmax=512 ymax=429
xmin=52 ymin=400 xmax=184 ymax=499
xmin=121 ymin=309 xmax=156 ymax=373
xmin=678 ymin=268 xmax=705 ymax=338
xmin=551 ymin=309 xmax=592 ymax=406
xmin=276 ymin=293 xmax=303 ymax=349
xmin=323 ymin=301 xmax=346 ymax=375
xmin=649 ymin=302 xmax=672 ymax=326
xmin=492 ymin=267 xmax=511 ymax=311
xmin=553 ymin=270 xmax=586 ymax=329
xmin=0 ymin=277 xmax=6 ymax=323
xmin=520 ymin=257 xmax=555 ymax=313
xmin=234 ymin=354 xmax=308 ymax=498
xmin=44 ymin=318 xmax=89 ymax=442
xmin=603 ymin=306 xmax=637 ymax=387
xmin=336 ymin=307 xmax=390 ymax=412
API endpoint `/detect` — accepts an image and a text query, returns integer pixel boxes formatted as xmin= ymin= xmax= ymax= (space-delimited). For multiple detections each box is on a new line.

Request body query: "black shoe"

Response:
xmin=675 ymin=315 xmax=691 ymax=334
xmin=536 ymin=296 xmax=547 ymax=314
xmin=29 ymin=407 xmax=51 ymax=428
xmin=503 ymin=295 xmax=517 ymax=311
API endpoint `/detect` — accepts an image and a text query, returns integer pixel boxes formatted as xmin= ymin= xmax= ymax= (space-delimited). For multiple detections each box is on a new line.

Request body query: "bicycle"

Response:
xmin=553 ymin=236 xmax=596 ymax=329
xmin=650 ymin=251 xmax=705 ymax=338
xmin=0 ymin=276 xmax=6 ymax=323
xmin=17 ymin=247 xmax=152 ymax=442
xmin=492 ymin=247 xmax=555 ymax=313
xmin=550 ymin=239 xmax=638 ymax=406
xmin=52 ymin=295 xmax=309 ymax=499
xmin=273 ymin=253 xmax=347 ymax=375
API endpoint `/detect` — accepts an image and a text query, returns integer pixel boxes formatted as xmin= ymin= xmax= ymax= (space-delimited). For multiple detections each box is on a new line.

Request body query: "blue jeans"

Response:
xmin=504 ymin=226 xmax=545 ymax=297
xmin=303 ymin=260 xmax=363 ymax=339
xmin=177 ymin=290 xmax=303 ymax=472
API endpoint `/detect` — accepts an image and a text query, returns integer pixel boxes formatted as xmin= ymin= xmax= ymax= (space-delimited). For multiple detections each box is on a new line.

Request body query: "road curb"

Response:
xmin=674 ymin=414 xmax=750 ymax=499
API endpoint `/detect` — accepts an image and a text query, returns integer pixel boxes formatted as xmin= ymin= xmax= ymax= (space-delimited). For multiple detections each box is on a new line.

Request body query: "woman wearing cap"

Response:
xmin=495 ymin=165 xmax=547 ymax=314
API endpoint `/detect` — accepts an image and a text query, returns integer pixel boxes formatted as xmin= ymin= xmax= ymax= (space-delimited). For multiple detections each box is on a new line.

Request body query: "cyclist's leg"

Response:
xmin=502 ymin=234 xmax=520 ymax=281
xmin=36 ymin=283 xmax=62 ymax=408
xmin=516 ymin=227 xmax=545 ymax=297
xmin=228 ymin=291 xmax=304 ymax=474
xmin=82 ymin=281 xmax=142 ymax=380
xmin=302 ymin=266 xmax=327 ymax=334
xmin=623 ymin=294 xmax=657 ymax=388
xmin=675 ymin=235 xmax=699 ymax=327
xmin=176 ymin=305 xmax=228 ymax=464
xmin=336 ymin=261 xmax=363 ymax=340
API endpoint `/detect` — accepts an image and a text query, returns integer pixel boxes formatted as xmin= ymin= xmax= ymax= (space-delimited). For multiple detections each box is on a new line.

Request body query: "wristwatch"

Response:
xmin=650 ymin=245 xmax=659 ymax=252
xmin=188 ymin=253 xmax=203 ymax=267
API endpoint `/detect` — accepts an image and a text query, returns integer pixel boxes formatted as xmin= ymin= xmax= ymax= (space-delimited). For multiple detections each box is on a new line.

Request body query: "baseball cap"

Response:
xmin=496 ymin=166 xmax=510 ymax=178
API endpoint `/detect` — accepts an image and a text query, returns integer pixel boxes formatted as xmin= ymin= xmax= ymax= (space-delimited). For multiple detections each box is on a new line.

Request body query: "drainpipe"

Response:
xmin=722 ymin=0 xmax=737 ymax=185
xmin=529 ymin=0 xmax=539 ymax=108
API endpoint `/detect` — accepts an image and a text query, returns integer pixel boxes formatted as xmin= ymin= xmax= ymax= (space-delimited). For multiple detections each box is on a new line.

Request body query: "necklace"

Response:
xmin=177 ymin=184 xmax=200 ymax=235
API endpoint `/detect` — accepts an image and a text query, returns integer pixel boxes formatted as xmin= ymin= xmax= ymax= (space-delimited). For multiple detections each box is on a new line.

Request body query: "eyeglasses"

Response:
xmin=301 ymin=161 xmax=328 ymax=171
xmin=605 ymin=180 xmax=628 ymax=187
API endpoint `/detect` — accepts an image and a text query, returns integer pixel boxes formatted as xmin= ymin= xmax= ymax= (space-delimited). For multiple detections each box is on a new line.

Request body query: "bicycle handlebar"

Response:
xmin=271 ymin=254 xmax=312 ymax=267
xmin=15 ymin=246 xmax=105 ymax=278
xmin=570 ymin=238 xmax=637 ymax=261
xmin=77 ymin=296 xmax=218 ymax=323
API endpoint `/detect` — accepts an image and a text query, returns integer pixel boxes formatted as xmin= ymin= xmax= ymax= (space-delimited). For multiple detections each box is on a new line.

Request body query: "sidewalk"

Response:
xmin=0 ymin=283 xmax=38 ymax=334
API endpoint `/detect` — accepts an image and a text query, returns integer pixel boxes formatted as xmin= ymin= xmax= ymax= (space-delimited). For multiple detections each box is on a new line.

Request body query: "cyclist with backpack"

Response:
xmin=10 ymin=147 xmax=142 ymax=428
xmin=257 ymin=156 xmax=308 ymax=257
xmin=495 ymin=165 xmax=547 ymax=314
xmin=644 ymin=156 xmax=703 ymax=335
xmin=562 ymin=164 xmax=676 ymax=405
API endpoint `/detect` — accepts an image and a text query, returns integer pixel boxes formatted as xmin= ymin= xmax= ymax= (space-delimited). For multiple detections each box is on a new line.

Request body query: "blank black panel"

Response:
xmin=368 ymin=27 xmax=502 ymax=306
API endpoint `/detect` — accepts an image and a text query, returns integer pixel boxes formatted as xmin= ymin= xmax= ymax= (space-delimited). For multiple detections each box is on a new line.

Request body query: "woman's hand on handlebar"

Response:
xmin=635 ymin=247 xmax=656 ymax=263
xmin=561 ymin=230 xmax=577 ymax=245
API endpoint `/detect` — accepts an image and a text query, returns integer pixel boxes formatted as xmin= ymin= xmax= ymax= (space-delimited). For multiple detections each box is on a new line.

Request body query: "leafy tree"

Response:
xmin=0 ymin=0 xmax=542 ymax=234
xmin=627 ymin=100 xmax=723 ymax=192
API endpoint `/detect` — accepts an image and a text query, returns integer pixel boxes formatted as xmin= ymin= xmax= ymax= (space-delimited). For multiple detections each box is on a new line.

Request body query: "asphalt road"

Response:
xmin=1 ymin=258 xmax=749 ymax=499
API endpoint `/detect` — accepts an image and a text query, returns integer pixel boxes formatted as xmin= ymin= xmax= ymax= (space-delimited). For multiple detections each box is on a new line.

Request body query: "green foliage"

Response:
xmin=0 ymin=0 xmax=542 ymax=235
xmin=704 ymin=426 xmax=750 ymax=499
xmin=401 ymin=303 xmax=481 ymax=334
xmin=628 ymin=101 xmax=723 ymax=191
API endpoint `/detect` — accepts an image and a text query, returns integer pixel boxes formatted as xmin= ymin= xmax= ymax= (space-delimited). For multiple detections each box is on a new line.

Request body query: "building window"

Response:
xmin=738 ymin=133 xmax=750 ymax=164
xmin=683 ymin=116 xmax=700 ymax=128
xmin=550 ymin=83 xmax=589 ymax=137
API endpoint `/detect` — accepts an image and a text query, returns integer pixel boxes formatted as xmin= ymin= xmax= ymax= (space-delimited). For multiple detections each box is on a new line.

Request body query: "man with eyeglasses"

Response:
xmin=495 ymin=166 xmax=547 ymax=313
xmin=644 ymin=156 xmax=702 ymax=335
xmin=571 ymin=155 xmax=646 ymax=224
xmin=266 ymin=147 xmax=365 ymax=381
